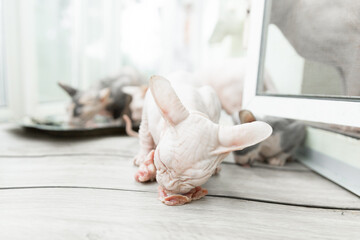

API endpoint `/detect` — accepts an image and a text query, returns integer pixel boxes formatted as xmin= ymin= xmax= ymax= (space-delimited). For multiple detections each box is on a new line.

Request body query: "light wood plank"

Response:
xmin=0 ymin=124 xmax=309 ymax=171
xmin=0 ymin=188 xmax=359 ymax=240
xmin=1 ymin=155 xmax=359 ymax=208
xmin=0 ymin=124 xmax=138 ymax=157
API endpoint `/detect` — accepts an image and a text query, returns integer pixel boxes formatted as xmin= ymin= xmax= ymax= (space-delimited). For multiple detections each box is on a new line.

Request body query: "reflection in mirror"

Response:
xmin=257 ymin=0 xmax=360 ymax=98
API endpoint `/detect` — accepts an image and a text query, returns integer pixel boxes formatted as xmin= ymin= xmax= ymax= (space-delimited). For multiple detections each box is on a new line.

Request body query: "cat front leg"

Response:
xmin=133 ymin=106 xmax=157 ymax=182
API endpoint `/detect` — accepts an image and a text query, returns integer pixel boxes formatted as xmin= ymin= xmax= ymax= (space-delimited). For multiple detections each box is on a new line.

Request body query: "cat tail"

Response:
xmin=123 ymin=114 xmax=139 ymax=137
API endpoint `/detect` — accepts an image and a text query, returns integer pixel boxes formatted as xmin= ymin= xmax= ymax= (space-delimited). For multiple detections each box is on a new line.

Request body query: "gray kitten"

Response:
xmin=59 ymin=67 xmax=144 ymax=126
xmin=233 ymin=110 xmax=306 ymax=166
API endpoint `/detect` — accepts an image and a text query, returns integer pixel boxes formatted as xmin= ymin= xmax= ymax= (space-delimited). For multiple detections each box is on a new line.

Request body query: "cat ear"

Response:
xmin=212 ymin=121 xmax=272 ymax=155
xmin=239 ymin=110 xmax=256 ymax=123
xmin=99 ymin=88 xmax=111 ymax=103
xmin=58 ymin=82 xmax=78 ymax=97
xmin=149 ymin=75 xmax=189 ymax=126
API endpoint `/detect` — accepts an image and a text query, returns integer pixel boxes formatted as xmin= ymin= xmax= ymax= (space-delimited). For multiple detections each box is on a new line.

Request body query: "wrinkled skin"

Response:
xmin=133 ymin=76 xmax=272 ymax=206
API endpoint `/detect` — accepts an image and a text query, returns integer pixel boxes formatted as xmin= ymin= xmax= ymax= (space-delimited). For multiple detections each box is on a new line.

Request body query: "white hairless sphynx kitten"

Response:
xmin=133 ymin=76 xmax=272 ymax=206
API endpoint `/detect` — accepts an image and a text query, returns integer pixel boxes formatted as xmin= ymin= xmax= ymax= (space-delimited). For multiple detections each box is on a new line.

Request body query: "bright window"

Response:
xmin=35 ymin=0 xmax=74 ymax=103
xmin=1 ymin=0 xmax=249 ymax=119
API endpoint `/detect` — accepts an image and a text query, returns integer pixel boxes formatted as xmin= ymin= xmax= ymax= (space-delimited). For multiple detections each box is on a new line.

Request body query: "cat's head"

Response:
xmin=149 ymin=76 xmax=272 ymax=194
xmin=58 ymin=82 xmax=111 ymax=126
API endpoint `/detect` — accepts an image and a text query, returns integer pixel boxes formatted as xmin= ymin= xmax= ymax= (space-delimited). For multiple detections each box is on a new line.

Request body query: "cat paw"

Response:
xmin=233 ymin=155 xmax=251 ymax=166
xmin=268 ymin=157 xmax=286 ymax=166
xmin=158 ymin=186 xmax=208 ymax=206
xmin=135 ymin=150 xmax=156 ymax=182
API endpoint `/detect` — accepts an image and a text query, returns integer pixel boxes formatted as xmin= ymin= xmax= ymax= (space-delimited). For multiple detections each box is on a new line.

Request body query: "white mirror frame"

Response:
xmin=243 ymin=0 xmax=360 ymax=196
xmin=243 ymin=0 xmax=360 ymax=128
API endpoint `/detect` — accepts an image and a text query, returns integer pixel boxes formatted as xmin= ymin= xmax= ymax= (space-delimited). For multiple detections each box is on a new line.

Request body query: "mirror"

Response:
xmin=257 ymin=0 xmax=360 ymax=99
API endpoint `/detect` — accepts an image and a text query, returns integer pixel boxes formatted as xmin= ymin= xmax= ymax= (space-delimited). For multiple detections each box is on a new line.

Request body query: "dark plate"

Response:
xmin=20 ymin=116 xmax=139 ymax=137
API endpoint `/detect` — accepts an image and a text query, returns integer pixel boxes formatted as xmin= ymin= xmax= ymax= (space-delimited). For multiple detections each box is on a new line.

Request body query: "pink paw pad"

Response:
xmin=135 ymin=150 xmax=156 ymax=182
xmin=158 ymin=186 xmax=208 ymax=206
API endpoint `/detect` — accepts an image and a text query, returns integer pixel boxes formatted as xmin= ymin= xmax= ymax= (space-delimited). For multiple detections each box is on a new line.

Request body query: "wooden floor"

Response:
xmin=0 ymin=124 xmax=359 ymax=239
